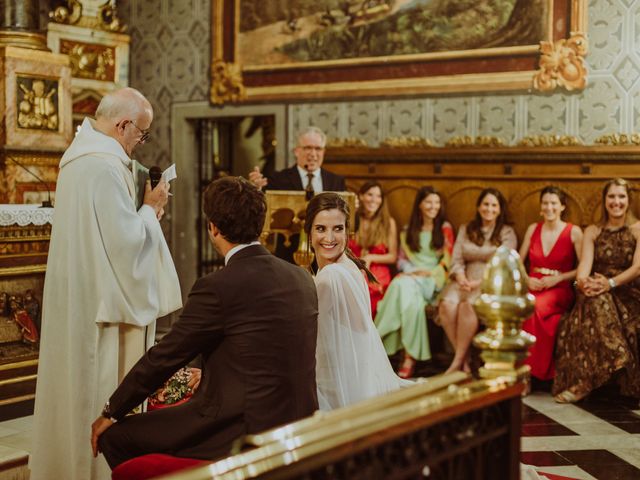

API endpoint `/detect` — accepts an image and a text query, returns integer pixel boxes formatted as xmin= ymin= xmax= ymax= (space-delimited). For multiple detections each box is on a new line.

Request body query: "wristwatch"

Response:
xmin=608 ymin=277 xmax=617 ymax=290
xmin=101 ymin=401 xmax=115 ymax=421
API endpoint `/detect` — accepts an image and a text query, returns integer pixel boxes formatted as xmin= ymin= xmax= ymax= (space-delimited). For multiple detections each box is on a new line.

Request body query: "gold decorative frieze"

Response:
xmin=518 ymin=135 xmax=582 ymax=147
xmin=0 ymin=152 xmax=61 ymax=168
xmin=445 ymin=136 xmax=504 ymax=148
xmin=380 ymin=137 xmax=434 ymax=148
xmin=594 ymin=133 xmax=640 ymax=146
xmin=533 ymin=33 xmax=588 ymax=92
xmin=60 ymin=39 xmax=116 ymax=81
xmin=327 ymin=138 xmax=368 ymax=148
xmin=16 ymin=76 xmax=59 ymax=131
xmin=210 ymin=59 xmax=246 ymax=105
xmin=49 ymin=1 xmax=124 ymax=33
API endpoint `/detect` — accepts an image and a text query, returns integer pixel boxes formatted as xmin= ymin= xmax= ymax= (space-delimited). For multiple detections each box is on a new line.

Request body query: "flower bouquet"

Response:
xmin=147 ymin=367 xmax=194 ymax=411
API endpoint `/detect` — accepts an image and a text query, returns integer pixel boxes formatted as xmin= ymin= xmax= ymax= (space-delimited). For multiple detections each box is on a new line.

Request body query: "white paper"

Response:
xmin=162 ymin=164 xmax=177 ymax=183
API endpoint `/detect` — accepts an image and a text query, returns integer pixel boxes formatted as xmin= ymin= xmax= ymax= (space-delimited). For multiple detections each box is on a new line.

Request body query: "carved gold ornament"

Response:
xmin=595 ymin=133 xmax=640 ymax=146
xmin=327 ymin=138 xmax=368 ymax=148
xmin=49 ymin=1 xmax=124 ymax=32
xmin=60 ymin=40 xmax=116 ymax=81
xmin=16 ymin=77 xmax=59 ymax=131
xmin=445 ymin=136 xmax=504 ymax=148
xmin=518 ymin=135 xmax=581 ymax=147
xmin=533 ymin=33 xmax=588 ymax=92
xmin=380 ymin=136 xmax=434 ymax=148
xmin=210 ymin=60 xmax=246 ymax=105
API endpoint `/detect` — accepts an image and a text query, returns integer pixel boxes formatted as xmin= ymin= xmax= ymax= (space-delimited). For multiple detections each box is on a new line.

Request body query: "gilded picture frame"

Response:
xmin=210 ymin=0 xmax=588 ymax=104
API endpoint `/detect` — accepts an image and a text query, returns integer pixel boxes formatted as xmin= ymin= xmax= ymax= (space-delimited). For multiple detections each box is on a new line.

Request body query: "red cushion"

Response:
xmin=112 ymin=454 xmax=208 ymax=480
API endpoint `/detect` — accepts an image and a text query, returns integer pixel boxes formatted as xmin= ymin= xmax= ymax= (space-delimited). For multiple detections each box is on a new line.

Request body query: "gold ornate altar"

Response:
xmin=0 ymin=204 xmax=51 ymax=420
xmin=47 ymin=1 xmax=130 ymax=125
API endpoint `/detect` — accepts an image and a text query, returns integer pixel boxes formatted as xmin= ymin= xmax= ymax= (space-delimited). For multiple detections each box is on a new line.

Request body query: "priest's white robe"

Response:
xmin=29 ymin=118 xmax=182 ymax=480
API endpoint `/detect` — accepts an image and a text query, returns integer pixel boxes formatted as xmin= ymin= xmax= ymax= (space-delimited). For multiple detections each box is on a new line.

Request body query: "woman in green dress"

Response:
xmin=374 ymin=186 xmax=454 ymax=378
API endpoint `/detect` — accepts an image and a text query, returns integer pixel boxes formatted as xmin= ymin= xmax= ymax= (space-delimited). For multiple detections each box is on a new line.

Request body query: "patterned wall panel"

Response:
xmin=118 ymin=0 xmax=210 ymax=168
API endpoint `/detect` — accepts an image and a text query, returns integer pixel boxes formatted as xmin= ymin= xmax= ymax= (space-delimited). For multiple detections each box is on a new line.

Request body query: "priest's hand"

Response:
xmin=143 ymin=179 xmax=169 ymax=216
xmin=249 ymin=166 xmax=268 ymax=189
xmin=91 ymin=416 xmax=114 ymax=457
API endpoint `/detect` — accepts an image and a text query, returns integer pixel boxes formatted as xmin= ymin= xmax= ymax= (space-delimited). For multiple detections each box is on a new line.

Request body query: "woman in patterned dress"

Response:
xmin=553 ymin=178 xmax=640 ymax=403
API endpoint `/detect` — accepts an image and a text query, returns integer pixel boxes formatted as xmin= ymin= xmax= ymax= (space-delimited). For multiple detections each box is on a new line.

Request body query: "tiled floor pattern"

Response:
xmin=523 ymin=391 xmax=640 ymax=480
xmin=0 ymin=390 xmax=638 ymax=479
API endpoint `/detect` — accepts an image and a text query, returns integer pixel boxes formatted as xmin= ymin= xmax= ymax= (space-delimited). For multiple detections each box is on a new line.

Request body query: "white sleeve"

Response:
xmin=315 ymin=264 xmax=410 ymax=411
xmin=92 ymin=168 xmax=181 ymax=326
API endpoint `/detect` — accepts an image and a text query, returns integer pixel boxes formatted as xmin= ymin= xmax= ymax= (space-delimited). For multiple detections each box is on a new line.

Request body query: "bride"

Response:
xmin=304 ymin=192 xmax=411 ymax=410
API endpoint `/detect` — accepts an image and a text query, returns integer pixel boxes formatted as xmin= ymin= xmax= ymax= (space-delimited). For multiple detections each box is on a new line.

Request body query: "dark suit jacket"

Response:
xmin=266 ymin=166 xmax=345 ymax=262
xmin=266 ymin=165 xmax=345 ymax=192
xmin=107 ymin=245 xmax=318 ymax=457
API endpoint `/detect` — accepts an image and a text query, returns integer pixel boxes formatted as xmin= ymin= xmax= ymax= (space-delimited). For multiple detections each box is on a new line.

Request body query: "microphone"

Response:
xmin=6 ymin=156 xmax=53 ymax=208
xmin=149 ymin=166 xmax=162 ymax=189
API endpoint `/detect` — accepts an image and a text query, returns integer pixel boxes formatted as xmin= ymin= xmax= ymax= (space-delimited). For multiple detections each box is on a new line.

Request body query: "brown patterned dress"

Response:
xmin=553 ymin=226 xmax=640 ymax=398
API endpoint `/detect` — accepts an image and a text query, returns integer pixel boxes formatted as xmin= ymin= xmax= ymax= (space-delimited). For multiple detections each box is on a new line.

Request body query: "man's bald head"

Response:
xmin=94 ymin=88 xmax=153 ymax=157
xmin=95 ymin=87 xmax=152 ymax=122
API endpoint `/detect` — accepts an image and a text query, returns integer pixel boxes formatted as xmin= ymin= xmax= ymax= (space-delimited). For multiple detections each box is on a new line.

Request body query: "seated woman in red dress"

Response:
xmin=519 ymin=186 xmax=582 ymax=384
xmin=348 ymin=181 xmax=397 ymax=318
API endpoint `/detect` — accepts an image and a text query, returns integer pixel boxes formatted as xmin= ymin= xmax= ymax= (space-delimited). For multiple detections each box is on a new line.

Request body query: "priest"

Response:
xmin=29 ymin=87 xmax=182 ymax=480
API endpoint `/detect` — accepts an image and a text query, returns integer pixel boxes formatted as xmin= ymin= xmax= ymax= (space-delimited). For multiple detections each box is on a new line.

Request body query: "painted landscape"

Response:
xmin=237 ymin=0 xmax=548 ymax=67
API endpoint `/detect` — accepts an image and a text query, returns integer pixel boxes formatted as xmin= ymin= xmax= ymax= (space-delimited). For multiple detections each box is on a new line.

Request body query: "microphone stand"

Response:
xmin=5 ymin=155 xmax=54 ymax=208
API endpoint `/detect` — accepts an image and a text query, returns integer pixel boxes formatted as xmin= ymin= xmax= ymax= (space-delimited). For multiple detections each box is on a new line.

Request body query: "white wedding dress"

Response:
xmin=315 ymin=253 xmax=412 ymax=410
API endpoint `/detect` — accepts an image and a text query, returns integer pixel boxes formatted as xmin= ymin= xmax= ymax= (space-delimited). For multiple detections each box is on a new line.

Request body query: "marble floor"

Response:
xmin=0 ymin=389 xmax=638 ymax=479
xmin=522 ymin=389 xmax=640 ymax=480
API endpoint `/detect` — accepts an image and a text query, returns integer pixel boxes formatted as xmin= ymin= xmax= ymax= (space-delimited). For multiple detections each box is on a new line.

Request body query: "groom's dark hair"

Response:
xmin=203 ymin=176 xmax=266 ymax=244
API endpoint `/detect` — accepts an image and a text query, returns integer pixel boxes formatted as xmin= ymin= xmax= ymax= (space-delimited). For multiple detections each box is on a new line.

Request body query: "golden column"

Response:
xmin=0 ymin=0 xmax=48 ymax=50
xmin=473 ymin=246 xmax=536 ymax=382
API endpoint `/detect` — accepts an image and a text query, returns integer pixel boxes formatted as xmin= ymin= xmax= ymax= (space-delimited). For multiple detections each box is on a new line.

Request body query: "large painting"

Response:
xmin=211 ymin=0 xmax=587 ymax=103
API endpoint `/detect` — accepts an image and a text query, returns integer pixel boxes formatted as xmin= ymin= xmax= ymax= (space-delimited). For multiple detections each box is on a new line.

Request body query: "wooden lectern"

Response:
xmin=261 ymin=191 xmax=356 ymax=268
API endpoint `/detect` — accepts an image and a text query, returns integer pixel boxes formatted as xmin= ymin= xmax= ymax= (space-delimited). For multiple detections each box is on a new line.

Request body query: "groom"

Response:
xmin=91 ymin=176 xmax=319 ymax=468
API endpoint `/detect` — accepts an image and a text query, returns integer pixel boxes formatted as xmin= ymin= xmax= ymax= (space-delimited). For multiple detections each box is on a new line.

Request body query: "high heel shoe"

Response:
xmin=398 ymin=354 xmax=416 ymax=379
xmin=554 ymin=389 xmax=587 ymax=404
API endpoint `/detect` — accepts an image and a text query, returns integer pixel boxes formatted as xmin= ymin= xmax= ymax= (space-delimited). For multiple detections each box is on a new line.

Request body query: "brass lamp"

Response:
xmin=473 ymin=246 xmax=536 ymax=381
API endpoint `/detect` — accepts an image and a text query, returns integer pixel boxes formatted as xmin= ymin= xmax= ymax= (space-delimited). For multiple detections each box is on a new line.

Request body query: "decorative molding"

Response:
xmin=594 ymin=133 xmax=640 ymax=145
xmin=49 ymin=1 xmax=125 ymax=33
xmin=518 ymin=135 xmax=582 ymax=147
xmin=445 ymin=136 xmax=505 ymax=148
xmin=380 ymin=137 xmax=434 ymax=148
xmin=533 ymin=33 xmax=588 ymax=92
xmin=1 ymin=152 xmax=62 ymax=167
xmin=327 ymin=137 xmax=368 ymax=148
xmin=210 ymin=59 xmax=246 ymax=105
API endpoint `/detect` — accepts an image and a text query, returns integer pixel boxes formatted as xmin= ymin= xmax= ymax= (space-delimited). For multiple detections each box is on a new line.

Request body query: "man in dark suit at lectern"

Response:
xmin=249 ymin=126 xmax=346 ymax=262
xmin=91 ymin=176 xmax=319 ymax=469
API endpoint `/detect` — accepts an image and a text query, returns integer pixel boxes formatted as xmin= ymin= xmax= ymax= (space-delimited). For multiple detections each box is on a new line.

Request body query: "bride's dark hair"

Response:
xmin=304 ymin=192 xmax=378 ymax=283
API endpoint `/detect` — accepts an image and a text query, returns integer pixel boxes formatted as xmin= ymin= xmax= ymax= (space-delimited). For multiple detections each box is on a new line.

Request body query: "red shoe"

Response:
xmin=398 ymin=354 xmax=416 ymax=379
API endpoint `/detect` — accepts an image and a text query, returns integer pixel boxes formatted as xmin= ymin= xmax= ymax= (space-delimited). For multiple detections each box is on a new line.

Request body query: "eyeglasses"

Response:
xmin=128 ymin=120 xmax=151 ymax=143
xmin=299 ymin=145 xmax=324 ymax=153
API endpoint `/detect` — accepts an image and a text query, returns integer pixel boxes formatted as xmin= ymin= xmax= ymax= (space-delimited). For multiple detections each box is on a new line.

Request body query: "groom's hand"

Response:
xmin=91 ymin=416 xmax=114 ymax=457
